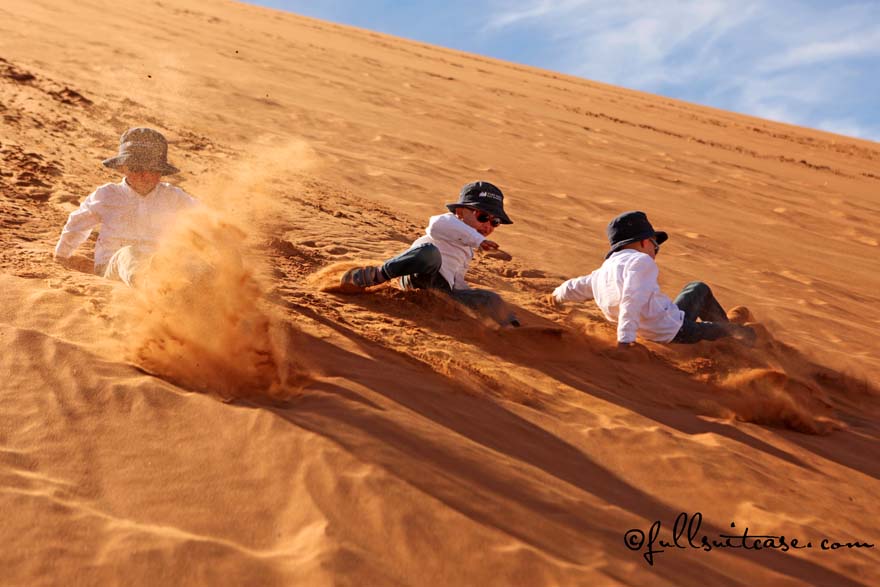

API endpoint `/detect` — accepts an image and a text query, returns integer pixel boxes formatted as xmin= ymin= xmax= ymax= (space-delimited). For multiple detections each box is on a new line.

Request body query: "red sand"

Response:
xmin=1 ymin=1 xmax=878 ymax=585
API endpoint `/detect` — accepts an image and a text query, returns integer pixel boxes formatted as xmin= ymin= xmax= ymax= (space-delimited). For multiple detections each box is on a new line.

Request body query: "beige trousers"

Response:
xmin=98 ymin=246 xmax=152 ymax=287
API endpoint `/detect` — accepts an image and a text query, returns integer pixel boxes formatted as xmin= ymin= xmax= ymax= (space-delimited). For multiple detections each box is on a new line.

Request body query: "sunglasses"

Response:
xmin=649 ymin=238 xmax=660 ymax=254
xmin=474 ymin=210 xmax=502 ymax=227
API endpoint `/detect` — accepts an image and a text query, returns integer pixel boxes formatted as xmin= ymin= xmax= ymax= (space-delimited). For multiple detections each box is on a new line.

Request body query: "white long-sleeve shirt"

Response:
xmin=409 ymin=213 xmax=485 ymax=289
xmin=552 ymin=249 xmax=684 ymax=343
xmin=54 ymin=179 xmax=199 ymax=268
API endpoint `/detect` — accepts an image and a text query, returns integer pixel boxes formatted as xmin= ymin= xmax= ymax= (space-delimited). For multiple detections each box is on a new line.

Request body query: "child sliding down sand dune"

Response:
xmin=548 ymin=211 xmax=756 ymax=348
xmin=338 ymin=181 xmax=520 ymax=327
xmin=53 ymin=127 xmax=199 ymax=286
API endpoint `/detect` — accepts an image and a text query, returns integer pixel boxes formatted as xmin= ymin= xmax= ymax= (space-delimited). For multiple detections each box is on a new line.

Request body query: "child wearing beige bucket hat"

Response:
xmin=53 ymin=127 xmax=199 ymax=286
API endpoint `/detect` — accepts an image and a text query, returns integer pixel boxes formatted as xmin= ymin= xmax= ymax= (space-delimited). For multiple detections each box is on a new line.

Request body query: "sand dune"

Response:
xmin=1 ymin=0 xmax=879 ymax=585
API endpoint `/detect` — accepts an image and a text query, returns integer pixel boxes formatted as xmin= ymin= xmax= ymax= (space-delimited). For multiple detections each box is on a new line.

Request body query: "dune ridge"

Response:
xmin=2 ymin=0 xmax=879 ymax=585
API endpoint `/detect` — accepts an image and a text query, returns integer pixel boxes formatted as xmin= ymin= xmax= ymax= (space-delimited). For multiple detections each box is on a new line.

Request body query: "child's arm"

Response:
xmin=452 ymin=270 xmax=470 ymax=290
xmin=551 ymin=274 xmax=594 ymax=304
xmin=617 ymin=256 xmax=659 ymax=343
xmin=54 ymin=194 xmax=101 ymax=259
xmin=425 ymin=214 xmax=485 ymax=249
xmin=173 ymin=186 xmax=201 ymax=209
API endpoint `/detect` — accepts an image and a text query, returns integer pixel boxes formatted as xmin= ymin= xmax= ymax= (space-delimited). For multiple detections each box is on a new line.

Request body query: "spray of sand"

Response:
xmin=718 ymin=368 xmax=842 ymax=435
xmin=193 ymin=138 xmax=318 ymax=227
xmin=311 ymin=260 xmax=378 ymax=294
xmin=122 ymin=207 xmax=300 ymax=400
xmin=676 ymin=322 xmax=849 ymax=435
xmin=115 ymin=138 xmax=319 ymax=400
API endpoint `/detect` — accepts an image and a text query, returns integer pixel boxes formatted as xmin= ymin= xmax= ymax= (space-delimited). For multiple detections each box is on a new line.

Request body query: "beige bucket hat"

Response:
xmin=102 ymin=127 xmax=179 ymax=175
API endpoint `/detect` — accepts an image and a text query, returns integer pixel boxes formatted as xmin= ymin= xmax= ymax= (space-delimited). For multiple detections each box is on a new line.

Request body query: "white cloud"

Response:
xmin=485 ymin=0 xmax=583 ymax=29
xmin=816 ymin=118 xmax=866 ymax=138
xmin=487 ymin=0 xmax=777 ymax=109
xmin=482 ymin=0 xmax=879 ymax=139
xmin=757 ymin=31 xmax=880 ymax=72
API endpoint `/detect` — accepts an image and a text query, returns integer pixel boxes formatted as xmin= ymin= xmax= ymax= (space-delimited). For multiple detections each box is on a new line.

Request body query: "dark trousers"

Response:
xmin=381 ymin=244 xmax=517 ymax=326
xmin=671 ymin=281 xmax=734 ymax=344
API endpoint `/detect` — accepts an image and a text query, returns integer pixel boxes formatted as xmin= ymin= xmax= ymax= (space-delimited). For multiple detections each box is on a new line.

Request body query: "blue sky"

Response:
xmin=247 ymin=1 xmax=880 ymax=142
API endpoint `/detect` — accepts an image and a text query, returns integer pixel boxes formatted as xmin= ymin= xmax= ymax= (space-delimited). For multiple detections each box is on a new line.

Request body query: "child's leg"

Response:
xmin=672 ymin=319 xmax=756 ymax=345
xmin=383 ymin=244 xmax=445 ymax=289
xmin=341 ymin=243 xmax=445 ymax=289
xmin=103 ymin=245 xmax=150 ymax=287
xmin=672 ymin=320 xmax=731 ymax=343
xmin=450 ymin=288 xmax=519 ymax=327
xmin=673 ymin=281 xmax=729 ymax=323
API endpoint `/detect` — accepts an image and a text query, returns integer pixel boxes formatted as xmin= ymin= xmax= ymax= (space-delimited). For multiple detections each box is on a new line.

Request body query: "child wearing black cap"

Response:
xmin=548 ymin=211 xmax=755 ymax=346
xmin=339 ymin=181 xmax=519 ymax=327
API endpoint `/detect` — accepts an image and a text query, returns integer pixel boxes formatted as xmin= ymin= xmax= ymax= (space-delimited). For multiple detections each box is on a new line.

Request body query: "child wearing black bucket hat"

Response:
xmin=53 ymin=127 xmax=199 ymax=286
xmin=339 ymin=181 xmax=519 ymax=327
xmin=548 ymin=211 xmax=755 ymax=346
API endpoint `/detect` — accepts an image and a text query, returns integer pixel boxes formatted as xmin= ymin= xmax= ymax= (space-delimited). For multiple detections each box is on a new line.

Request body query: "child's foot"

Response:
xmin=727 ymin=305 xmax=754 ymax=325
xmin=729 ymin=324 xmax=757 ymax=346
xmin=339 ymin=266 xmax=387 ymax=291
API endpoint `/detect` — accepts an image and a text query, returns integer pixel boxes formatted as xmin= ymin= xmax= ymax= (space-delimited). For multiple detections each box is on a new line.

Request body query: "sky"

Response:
xmin=246 ymin=0 xmax=880 ymax=142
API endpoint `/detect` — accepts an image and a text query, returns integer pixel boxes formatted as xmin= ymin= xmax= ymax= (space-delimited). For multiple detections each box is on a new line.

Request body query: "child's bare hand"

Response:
xmin=483 ymin=249 xmax=512 ymax=261
xmin=479 ymin=239 xmax=500 ymax=251
xmin=542 ymin=293 xmax=562 ymax=309
xmin=605 ymin=341 xmax=652 ymax=362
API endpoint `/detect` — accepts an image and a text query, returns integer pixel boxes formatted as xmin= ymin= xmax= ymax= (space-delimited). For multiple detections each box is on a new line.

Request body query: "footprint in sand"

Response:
xmin=592 ymin=198 xmax=618 ymax=211
xmin=779 ymin=270 xmax=813 ymax=285
xmin=50 ymin=191 xmax=80 ymax=205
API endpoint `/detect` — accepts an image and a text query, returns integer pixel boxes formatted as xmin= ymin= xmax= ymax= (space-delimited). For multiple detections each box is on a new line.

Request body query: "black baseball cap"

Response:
xmin=605 ymin=211 xmax=668 ymax=259
xmin=446 ymin=181 xmax=513 ymax=224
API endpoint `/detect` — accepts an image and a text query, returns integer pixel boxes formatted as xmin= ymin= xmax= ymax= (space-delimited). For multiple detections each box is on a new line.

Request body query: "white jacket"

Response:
xmin=54 ymin=179 xmax=199 ymax=268
xmin=553 ymin=249 xmax=684 ymax=343
xmin=409 ymin=213 xmax=485 ymax=289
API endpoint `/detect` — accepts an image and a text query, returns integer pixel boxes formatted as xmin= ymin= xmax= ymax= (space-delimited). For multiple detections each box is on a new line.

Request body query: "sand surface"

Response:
xmin=1 ymin=1 xmax=879 ymax=585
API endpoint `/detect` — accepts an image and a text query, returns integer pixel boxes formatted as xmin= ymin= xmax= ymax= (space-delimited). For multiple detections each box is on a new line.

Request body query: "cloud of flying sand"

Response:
xmin=122 ymin=207 xmax=298 ymax=400
xmin=112 ymin=139 xmax=319 ymax=399
xmin=193 ymin=138 xmax=318 ymax=227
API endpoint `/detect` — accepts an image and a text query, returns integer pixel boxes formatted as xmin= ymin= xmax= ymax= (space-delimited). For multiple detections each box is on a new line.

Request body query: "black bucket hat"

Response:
xmin=102 ymin=127 xmax=180 ymax=175
xmin=446 ymin=181 xmax=513 ymax=224
xmin=605 ymin=211 xmax=668 ymax=259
